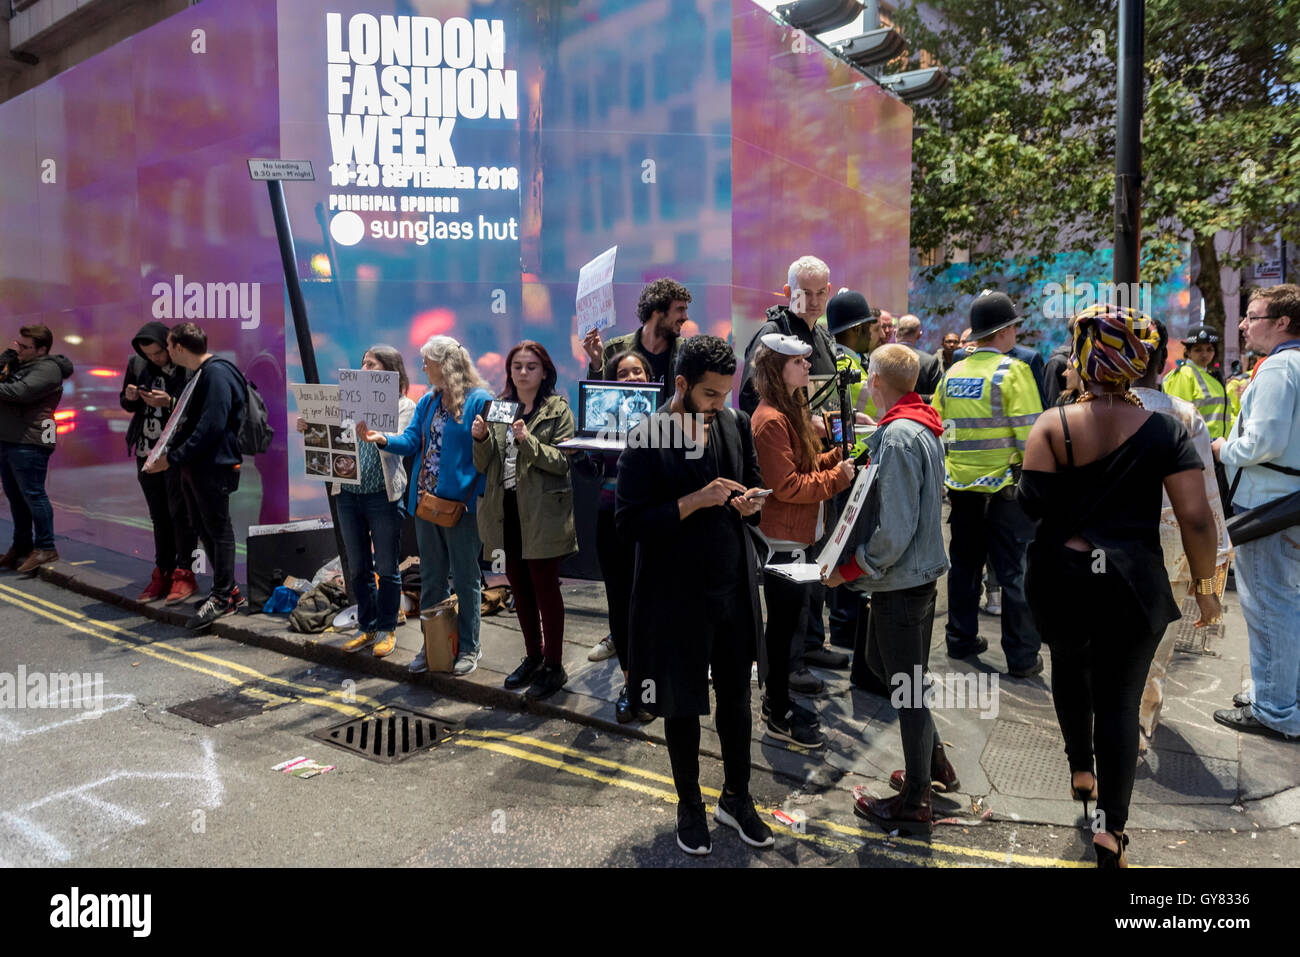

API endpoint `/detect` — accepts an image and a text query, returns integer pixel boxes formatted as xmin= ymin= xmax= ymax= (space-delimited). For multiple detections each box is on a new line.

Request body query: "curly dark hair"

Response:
xmin=675 ymin=335 xmax=735 ymax=388
xmin=636 ymin=278 xmax=692 ymax=324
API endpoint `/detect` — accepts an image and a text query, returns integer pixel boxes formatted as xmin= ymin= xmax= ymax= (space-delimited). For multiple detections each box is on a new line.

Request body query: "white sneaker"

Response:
xmin=983 ymin=588 xmax=1002 ymax=616
xmin=587 ymin=634 xmax=617 ymax=662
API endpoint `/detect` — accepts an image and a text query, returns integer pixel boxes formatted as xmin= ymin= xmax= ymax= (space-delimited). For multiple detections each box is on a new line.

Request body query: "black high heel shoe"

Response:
xmin=1094 ymin=830 xmax=1129 ymax=868
xmin=1070 ymin=770 xmax=1098 ymax=819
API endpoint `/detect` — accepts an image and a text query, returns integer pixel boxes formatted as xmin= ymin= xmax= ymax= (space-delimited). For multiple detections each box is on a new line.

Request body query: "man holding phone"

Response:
xmin=120 ymin=322 xmax=198 ymax=603
xmin=617 ymin=335 xmax=774 ymax=855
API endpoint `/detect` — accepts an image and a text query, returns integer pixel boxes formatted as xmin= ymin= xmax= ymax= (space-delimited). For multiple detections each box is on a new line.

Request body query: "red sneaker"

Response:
xmin=165 ymin=568 xmax=198 ymax=604
xmin=137 ymin=567 xmax=171 ymax=602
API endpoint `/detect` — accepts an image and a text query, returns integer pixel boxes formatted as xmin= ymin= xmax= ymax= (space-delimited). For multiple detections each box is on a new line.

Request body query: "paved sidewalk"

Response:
xmin=10 ymin=519 xmax=1299 ymax=834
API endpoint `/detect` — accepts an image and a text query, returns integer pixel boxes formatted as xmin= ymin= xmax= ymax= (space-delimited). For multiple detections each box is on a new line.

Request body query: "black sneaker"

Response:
xmin=715 ymin=790 xmax=775 ymax=848
xmin=1007 ymin=654 xmax=1044 ymax=678
xmin=185 ymin=593 xmax=238 ymax=631
xmin=765 ymin=709 xmax=824 ymax=749
xmin=676 ymin=801 xmax=711 ymax=856
xmin=523 ymin=664 xmax=568 ymax=700
xmin=761 ymin=694 xmax=820 ymax=727
xmin=788 ymin=668 xmax=824 ymax=695
xmin=504 ymin=655 xmax=545 ymax=690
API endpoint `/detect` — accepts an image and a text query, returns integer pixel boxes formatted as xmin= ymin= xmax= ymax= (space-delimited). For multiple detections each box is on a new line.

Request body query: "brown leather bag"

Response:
xmin=416 ymin=491 xmax=469 ymax=527
xmin=413 ymin=412 xmax=474 ymax=527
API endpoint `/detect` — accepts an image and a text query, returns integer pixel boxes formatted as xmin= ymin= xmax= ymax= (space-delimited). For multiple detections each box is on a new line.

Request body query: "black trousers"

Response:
xmin=594 ymin=507 xmax=634 ymax=670
xmin=865 ymin=581 xmax=940 ymax=802
xmin=137 ymin=458 xmax=198 ymax=574
xmin=663 ymin=588 xmax=753 ymax=806
xmin=763 ymin=554 xmax=811 ymax=716
xmin=180 ymin=464 xmax=239 ymax=600
xmin=826 ymin=483 xmax=860 ymax=649
xmin=1029 ymin=548 xmax=1164 ymax=833
xmin=946 ymin=488 xmax=1041 ymax=671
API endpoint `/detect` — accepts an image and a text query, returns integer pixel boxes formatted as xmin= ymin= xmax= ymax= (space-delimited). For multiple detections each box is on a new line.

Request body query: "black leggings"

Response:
xmin=763 ymin=554 xmax=811 ymax=716
xmin=1030 ymin=549 xmax=1164 ymax=833
xmin=663 ymin=590 xmax=753 ymax=806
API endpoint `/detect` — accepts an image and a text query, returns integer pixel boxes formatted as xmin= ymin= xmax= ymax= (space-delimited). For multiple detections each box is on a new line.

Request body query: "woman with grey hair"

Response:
xmin=357 ymin=335 xmax=493 ymax=675
xmin=297 ymin=345 xmax=415 ymax=659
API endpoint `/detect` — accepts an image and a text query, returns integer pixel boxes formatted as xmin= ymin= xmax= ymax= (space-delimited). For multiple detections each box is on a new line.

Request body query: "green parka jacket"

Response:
xmin=472 ymin=393 xmax=578 ymax=561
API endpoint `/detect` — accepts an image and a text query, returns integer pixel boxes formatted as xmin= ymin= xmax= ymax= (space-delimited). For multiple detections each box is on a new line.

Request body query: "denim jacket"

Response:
xmin=846 ymin=417 xmax=950 ymax=593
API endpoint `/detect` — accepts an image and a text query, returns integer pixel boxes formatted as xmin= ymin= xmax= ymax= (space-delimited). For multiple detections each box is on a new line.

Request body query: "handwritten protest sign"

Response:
xmin=576 ymin=246 xmax=618 ymax=337
xmin=290 ymin=382 xmax=357 ymax=485
xmin=337 ymin=368 xmax=399 ymax=435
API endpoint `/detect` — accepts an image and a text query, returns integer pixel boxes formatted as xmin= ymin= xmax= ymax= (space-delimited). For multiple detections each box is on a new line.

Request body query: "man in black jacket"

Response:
xmin=618 ymin=335 xmax=773 ymax=856
xmin=738 ymin=255 xmax=837 ymax=415
xmin=0 ymin=324 xmax=74 ymax=573
xmin=120 ymin=322 xmax=200 ymax=604
xmin=145 ymin=322 xmax=246 ymax=629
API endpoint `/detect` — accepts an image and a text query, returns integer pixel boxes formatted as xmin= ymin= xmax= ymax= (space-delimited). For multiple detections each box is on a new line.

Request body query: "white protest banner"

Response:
xmin=144 ymin=370 xmax=201 ymax=470
xmin=290 ymin=382 xmax=356 ymax=485
xmin=576 ymin=245 xmax=618 ymax=338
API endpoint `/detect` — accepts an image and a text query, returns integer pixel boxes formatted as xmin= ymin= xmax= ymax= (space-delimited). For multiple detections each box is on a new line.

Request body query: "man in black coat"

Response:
xmin=617 ymin=335 xmax=774 ymax=856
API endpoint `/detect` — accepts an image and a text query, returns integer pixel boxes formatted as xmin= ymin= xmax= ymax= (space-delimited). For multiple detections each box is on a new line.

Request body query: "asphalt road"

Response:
xmin=0 ymin=575 xmax=1295 ymax=869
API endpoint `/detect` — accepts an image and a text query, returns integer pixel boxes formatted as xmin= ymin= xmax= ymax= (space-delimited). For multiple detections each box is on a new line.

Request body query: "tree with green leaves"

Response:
xmin=897 ymin=0 xmax=1299 ymax=340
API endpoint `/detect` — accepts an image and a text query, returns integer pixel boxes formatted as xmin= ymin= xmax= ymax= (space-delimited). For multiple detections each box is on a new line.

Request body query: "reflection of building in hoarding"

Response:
xmin=519 ymin=0 xmax=733 ymax=362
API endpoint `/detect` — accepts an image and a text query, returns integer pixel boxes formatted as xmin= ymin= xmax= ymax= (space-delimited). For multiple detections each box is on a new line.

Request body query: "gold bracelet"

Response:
xmin=1193 ymin=577 xmax=1217 ymax=596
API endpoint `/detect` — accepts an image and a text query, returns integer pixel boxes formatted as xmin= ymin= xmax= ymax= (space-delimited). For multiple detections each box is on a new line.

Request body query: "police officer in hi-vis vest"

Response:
xmin=1162 ymin=325 xmax=1234 ymax=440
xmin=931 ymin=291 xmax=1045 ymax=677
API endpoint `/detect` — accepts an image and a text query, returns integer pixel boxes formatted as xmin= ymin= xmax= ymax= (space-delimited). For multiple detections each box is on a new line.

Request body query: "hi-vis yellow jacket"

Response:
xmin=1162 ymin=362 xmax=1233 ymax=440
xmin=834 ymin=345 xmax=875 ymax=459
xmin=931 ymin=349 xmax=1043 ymax=492
xmin=1226 ymin=374 xmax=1247 ymax=420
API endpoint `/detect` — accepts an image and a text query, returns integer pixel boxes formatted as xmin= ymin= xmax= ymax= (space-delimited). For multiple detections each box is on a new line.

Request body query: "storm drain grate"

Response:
xmin=169 ymin=691 xmax=273 ymax=726
xmin=1173 ymin=597 xmax=1223 ymax=657
xmin=311 ymin=707 xmax=460 ymax=764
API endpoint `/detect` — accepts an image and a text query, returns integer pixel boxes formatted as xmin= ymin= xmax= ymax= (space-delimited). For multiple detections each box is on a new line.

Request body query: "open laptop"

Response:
xmin=558 ymin=380 xmax=661 ymax=452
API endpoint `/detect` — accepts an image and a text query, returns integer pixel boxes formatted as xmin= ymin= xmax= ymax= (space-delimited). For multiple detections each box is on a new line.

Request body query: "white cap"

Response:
xmin=760 ymin=333 xmax=812 ymax=357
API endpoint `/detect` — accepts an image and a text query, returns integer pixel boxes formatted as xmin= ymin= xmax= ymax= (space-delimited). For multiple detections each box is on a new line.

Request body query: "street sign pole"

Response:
xmin=1113 ymin=0 xmax=1145 ymax=295
xmin=251 ymin=160 xmax=353 ymax=600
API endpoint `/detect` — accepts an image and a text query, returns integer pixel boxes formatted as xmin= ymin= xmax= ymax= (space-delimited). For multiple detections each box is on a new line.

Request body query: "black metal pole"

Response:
xmin=1113 ymin=0 xmax=1145 ymax=294
xmin=266 ymin=179 xmax=352 ymax=599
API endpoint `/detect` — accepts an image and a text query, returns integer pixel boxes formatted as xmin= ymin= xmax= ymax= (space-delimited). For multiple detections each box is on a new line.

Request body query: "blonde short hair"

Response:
xmin=869 ymin=343 xmax=920 ymax=393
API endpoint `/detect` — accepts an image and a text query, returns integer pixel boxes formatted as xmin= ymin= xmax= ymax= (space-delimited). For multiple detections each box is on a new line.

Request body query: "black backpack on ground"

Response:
xmin=211 ymin=358 xmax=274 ymax=455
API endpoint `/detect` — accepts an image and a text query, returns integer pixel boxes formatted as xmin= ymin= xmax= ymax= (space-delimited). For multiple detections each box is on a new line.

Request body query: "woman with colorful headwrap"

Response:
xmin=1016 ymin=303 xmax=1221 ymax=868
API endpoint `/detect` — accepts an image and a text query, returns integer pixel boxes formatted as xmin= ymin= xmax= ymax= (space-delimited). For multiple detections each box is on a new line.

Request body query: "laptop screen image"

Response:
xmin=577 ymin=381 xmax=661 ymax=437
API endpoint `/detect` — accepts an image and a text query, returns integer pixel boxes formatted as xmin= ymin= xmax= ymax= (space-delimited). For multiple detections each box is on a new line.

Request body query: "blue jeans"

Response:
xmin=0 ymin=442 xmax=55 ymax=552
xmin=414 ymin=512 xmax=482 ymax=656
xmin=336 ymin=490 xmax=403 ymax=633
xmin=1235 ymin=528 xmax=1300 ymax=737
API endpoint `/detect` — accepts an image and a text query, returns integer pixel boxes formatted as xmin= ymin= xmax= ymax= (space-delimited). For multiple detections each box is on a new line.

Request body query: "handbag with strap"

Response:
xmin=1225 ymin=461 xmax=1300 ymax=546
xmin=413 ymin=405 xmax=475 ymax=527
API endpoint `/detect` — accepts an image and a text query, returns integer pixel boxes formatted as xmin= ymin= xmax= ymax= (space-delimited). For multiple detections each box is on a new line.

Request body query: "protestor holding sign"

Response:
xmin=824 ymin=345 xmax=953 ymax=834
xmin=304 ymin=346 xmax=415 ymax=660
xmin=582 ymin=278 xmax=692 ymax=404
xmin=751 ymin=334 xmax=854 ymax=750
xmin=357 ymin=337 xmax=490 ymax=675
xmin=472 ymin=341 xmax=577 ymax=699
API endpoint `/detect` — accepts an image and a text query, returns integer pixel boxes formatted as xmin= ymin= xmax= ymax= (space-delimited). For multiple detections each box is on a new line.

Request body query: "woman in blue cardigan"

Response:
xmin=358 ymin=335 xmax=493 ymax=675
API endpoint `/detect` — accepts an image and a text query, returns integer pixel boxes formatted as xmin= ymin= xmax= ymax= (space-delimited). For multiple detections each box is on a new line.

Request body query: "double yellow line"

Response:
xmin=0 ymin=581 xmax=375 ymax=718
xmin=455 ymin=728 xmax=1092 ymax=867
